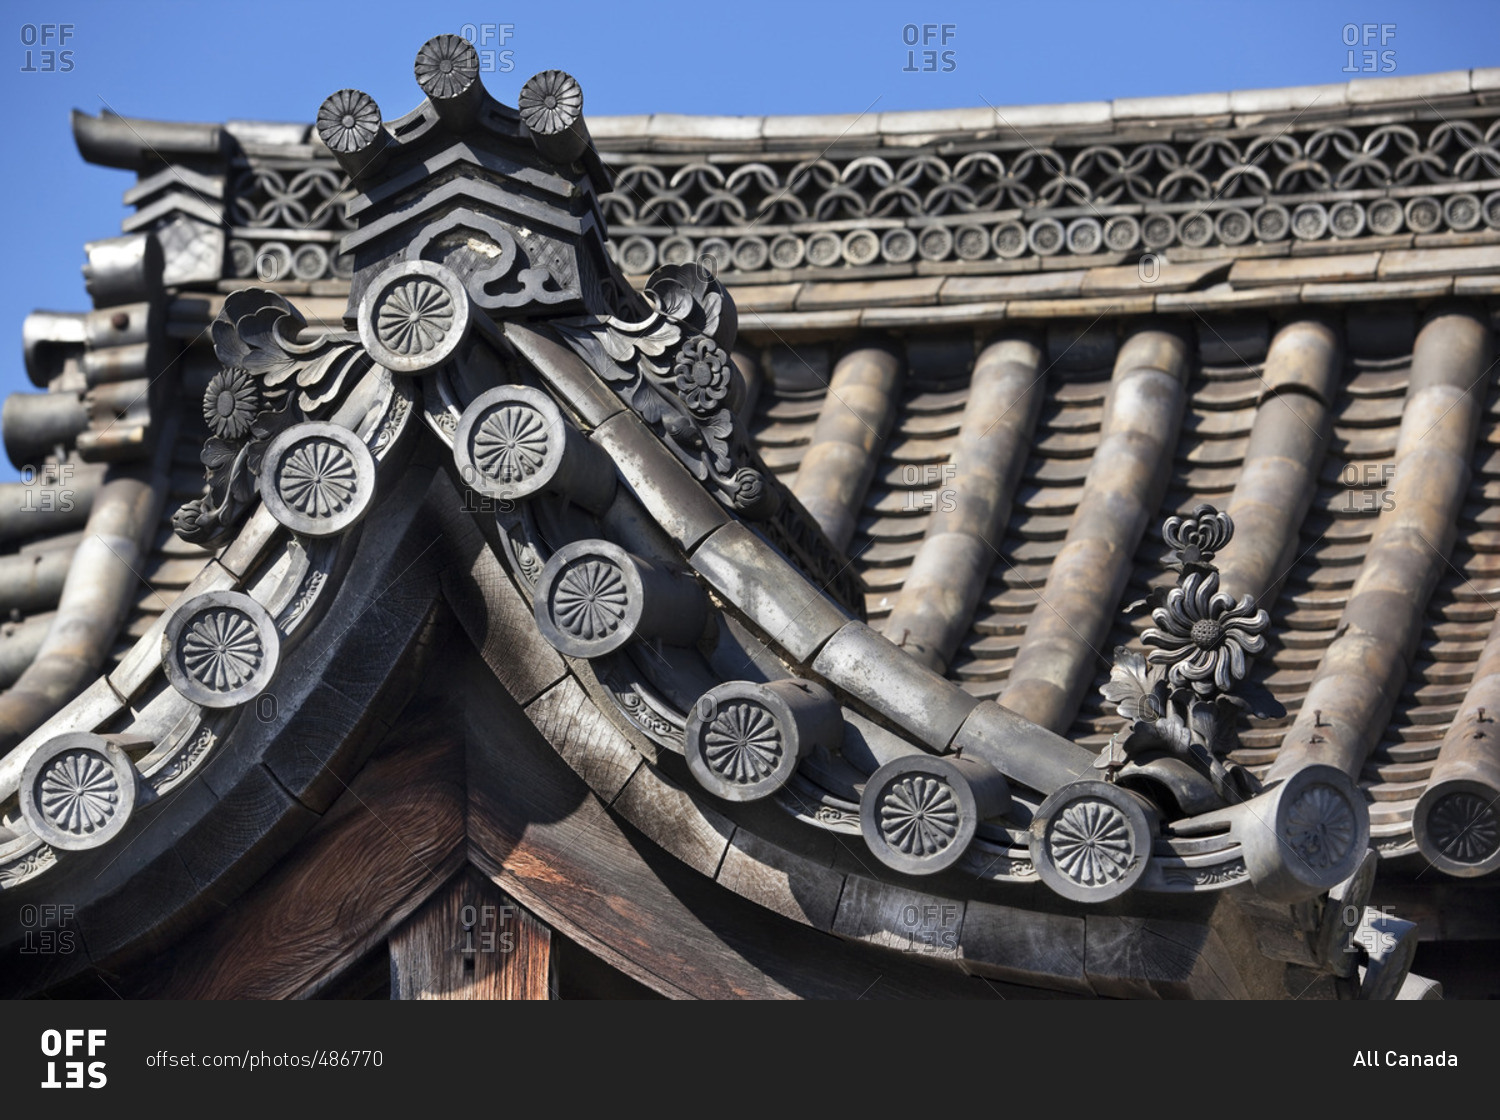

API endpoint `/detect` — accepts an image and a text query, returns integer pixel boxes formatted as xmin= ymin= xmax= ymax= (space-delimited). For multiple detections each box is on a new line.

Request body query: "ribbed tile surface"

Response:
xmin=744 ymin=318 xmax=1500 ymax=857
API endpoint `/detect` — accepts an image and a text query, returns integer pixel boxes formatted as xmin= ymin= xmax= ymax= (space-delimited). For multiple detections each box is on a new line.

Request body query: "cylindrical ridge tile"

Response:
xmin=1267 ymin=306 xmax=1492 ymax=783
xmin=791 ymin=344 xmax=903 ymax=552
xmin=1001 ymin=325 xmax=1191 ymax=733
xmin=884 ymin=334 xmax=1043 ymax=670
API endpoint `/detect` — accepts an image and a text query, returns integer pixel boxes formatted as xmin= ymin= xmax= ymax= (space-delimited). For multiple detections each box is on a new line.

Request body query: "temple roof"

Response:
xmin=1 ymin=47 xmax=1496 ymax=999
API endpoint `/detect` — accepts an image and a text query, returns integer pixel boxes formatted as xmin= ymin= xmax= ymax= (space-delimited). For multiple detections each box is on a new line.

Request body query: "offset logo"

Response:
xmin=40 ymin=1029 xmax=106 ymax=1089
xmin=458 ymin=23 xmax=515 ymax=73
xmin=1342 ymin=23 xmax=1397 ymax=73
xmin=901 ymin=23 xmax=957 ymax=73
xmin=18 ymin=903 xmax=76 ymax=954
xmin=19 ymin=23 xmax=75 ymax=72
xmin=19 ymin=463 xmax=77 ymax=512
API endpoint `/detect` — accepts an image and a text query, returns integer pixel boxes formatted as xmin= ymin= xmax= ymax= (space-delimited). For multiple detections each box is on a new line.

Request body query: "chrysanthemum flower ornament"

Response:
xmin=1097 ymin=505 xmax=1282 ymax=808
xmin=1143 ymin=567 xmax=1269 ymax=695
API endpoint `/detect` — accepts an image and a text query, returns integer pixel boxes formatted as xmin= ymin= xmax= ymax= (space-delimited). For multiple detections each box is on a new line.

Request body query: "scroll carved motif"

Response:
xmin=554 ymin=263 xmax=866 ymax=613
xmin=555 ymin=263 xmax=770 ymax=516
xmin=280 ymin=570 xmax=329 ymax=629
xmin=1164 ymin=858 xmax=1249 ymax=888
xmin=596 ymin=658 xmax=684 ymax=745
xmin=153 ymin=727 xmax=218 ymax=791
xmin=0 ymin=845 xmax=56 ymax=888
xmin=175 ymin=290 xmax=370 ymax=546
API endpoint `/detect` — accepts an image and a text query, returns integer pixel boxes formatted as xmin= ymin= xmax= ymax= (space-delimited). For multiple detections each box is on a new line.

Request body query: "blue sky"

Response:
xmin=1 ymin=0 xmax=1496 ymax=478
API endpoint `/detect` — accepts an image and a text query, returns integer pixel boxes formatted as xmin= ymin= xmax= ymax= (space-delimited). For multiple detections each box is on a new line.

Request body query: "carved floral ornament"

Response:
xmin=673 ymin=335 xmax=732 ymax=415
xmin=858 ymin=755 xmax=1010 ymax=876
xmin=683 ymin=679 xmax=839 ymax=803
xmin=377 ymin=279 xmax=456 ymax=357
xmin=358 ymin=260 xmax=472 ymax=374
xmin=533 ymin=540 xmax=647 ymax=659
xmin=176 ymin=290 xmax=371 ymax=546
xmin=260 ymin=422 xmax=376 ymax=537
xmin=701 ymin=701 xmax=783 ymax=783
xmin=19 ymin=734 xmax=139 ymax=852
xmin=1422 ymin=788 xmax=1500 ymax=870
xmin=163 ymin=591 xmax=281 ymax=709
xmin=1284 ymin=783 xmax=1360 ymax=871
xmin=1098 ymin=504 xmax=1279 ymax=805
xmin=280 ymin=440 xmax=358 ymax=516
xmin=880 ymin=775 xmax=960 ymax=858
xmin=555 ymin=263 xmax=774 ymax=519
xmin=863 ymin=761 xmax=974 ymax=874
xmin=1245 ymin=764 xmax=1370 ymax=901
xmin=316 ymin=88 xmax=382 ymax=154
xmin=1029 ymin=780 xmax=1154 ymax=902
xmin=203 ymin=366 xmax=261 ymax=440
xmin=476 ymin=403 xmax=549 ymax=483
xmin=553 ymin=560 xmax=631 ymax=642
xmin=1144 ymin=568 xmax=1268 ymax=697
xmin=413 ymin=33 xmax=479 ymax=100
xmin=1048 ymin=798 xmax=1135 ymax=886
xmin=517 ymin=70 xmax=583 ymax=136
xmin=449 ymin=384 xmax=605 ymax=507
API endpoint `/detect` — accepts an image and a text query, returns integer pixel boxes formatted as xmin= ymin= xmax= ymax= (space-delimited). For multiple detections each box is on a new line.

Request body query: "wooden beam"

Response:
xmin=390 ymin=868 xmax=552 ymax=1000
xmin=119 ymin=701 xmax=466 ymax=999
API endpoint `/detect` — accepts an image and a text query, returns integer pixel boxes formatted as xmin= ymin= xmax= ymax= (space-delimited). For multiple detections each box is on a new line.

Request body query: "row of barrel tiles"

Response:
xmin=747 ymin=331 xmax=1500 ymax=838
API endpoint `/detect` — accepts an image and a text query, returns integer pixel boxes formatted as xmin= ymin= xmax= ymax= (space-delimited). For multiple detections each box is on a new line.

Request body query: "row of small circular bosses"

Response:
xmin=326 ymin=260 xmax=1369 ymax=902
xmin=19 ymin=43 xmax=560 ymax=867
xmin=31 ymin=257 xmax=443 ymax=855
xmin=151 ymin=272 xmax=410 ymax=789
xmin=159 ymin=423 xmax=378 ymax=708
xmin=341 ymin=227 xmax=1356 ymax=899
xmin=612 ymin=191 xmax=1500 ymax=272
xmin=435 ymin=363 xmax=991 ymax=876
xmin=306 ymin=76 xmax=1152 ymax=891
xmin=430 ymin=276 xmax=1150 ymax=889
xmin=29 ymin=574 xmax=1348 ymax=901
xmin=190 ymin=264 xmax=1370 ymax=900
xmin=175 ymin=258 xmax=482 ymax=734
xmin=515 ymin=528 xmax=1358 ymax=896
xmin=228 ymin=240 xmax=355 ymax=283
xmin=417 ymin=259 xmax=857 ymax=835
